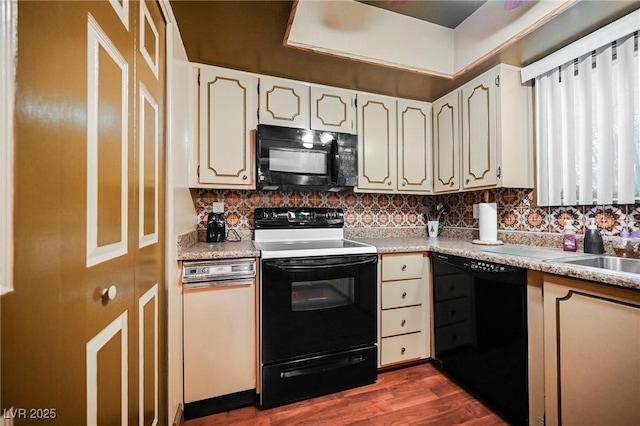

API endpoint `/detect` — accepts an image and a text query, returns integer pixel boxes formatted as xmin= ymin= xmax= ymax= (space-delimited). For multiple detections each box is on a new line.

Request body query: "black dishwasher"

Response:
xmin=431 ymin=253 xmax=528 ymax=426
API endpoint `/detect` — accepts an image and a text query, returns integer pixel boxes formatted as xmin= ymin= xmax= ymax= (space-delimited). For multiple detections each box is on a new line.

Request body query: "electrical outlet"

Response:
xmin=212 ymin=202 xmax=224 ymax=213
xmin=473 ymin=204 xmax=479 ymax=219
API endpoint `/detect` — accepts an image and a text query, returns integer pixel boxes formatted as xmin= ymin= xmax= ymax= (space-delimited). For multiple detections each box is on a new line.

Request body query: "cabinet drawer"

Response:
xmin=435 ymin=322 xmax=473 ymax=354
xmin=381 ymin=253 xmax=423 ymax=281
xmin=381 ymin=279 xmax=423 ymax=309
xmin=433 ymin=275 xmax=471 ymax=302
xmin=381 ymin=332 xmax=426 ymax=366
xmin=434 ymin=297 xmax=470 ymax=327
xmin=381 ymin=306 xmax=424 ymax=337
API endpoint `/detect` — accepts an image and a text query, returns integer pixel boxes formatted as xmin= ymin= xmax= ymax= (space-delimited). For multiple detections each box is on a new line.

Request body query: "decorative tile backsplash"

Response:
xmin=192 ymin=188 xmax=640 ymax=238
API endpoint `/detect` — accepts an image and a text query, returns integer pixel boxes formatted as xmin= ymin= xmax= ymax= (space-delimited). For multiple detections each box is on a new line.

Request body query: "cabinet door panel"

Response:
xmin=259 ymin=77 xmax=308 ymax=129
xmin=183 ymin=282 xmax=256 ymax=402
xmin=397 ymin=100 xmax=432 ymax=193
xmin=380 ymin=331 xmax=425 ymax=365
xmin=543 ymin=277 xmax=640 ymax=426
xmin=381 ymin=306 xmax=424 ymax=337
xmin=381 ymin=279 xmax=423 ymax=309
xmin=432 ymin=92 xmax=460 ymax=193
xmin=310 ymin=86 xmax=355 ymax=134
xmin=462 ymin=72 xmax=497 ymax=189
xmin=199 ymin=67 xmax=257 ymax=186
xmin=357 ymin=94 xmax=397 ymax=190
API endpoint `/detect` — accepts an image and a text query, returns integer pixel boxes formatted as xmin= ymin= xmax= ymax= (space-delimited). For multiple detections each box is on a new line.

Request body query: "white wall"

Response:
xmin=165 ymin=12 xmax=196 ymax=422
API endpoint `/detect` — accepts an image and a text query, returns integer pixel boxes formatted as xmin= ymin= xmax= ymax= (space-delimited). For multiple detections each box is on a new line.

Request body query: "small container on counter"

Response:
xmin=562 ymin=219 xmax=577 ymax=252
xmin=612 ymin=226 xmax=640 ymax=258
xmin=584 ymin=218 xmax=604 ymax=254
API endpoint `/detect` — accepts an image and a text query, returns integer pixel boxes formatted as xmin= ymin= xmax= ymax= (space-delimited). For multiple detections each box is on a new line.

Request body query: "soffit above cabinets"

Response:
xmin=285 ymin=0 xmax=575 ymax=79
xmin=170 ymin=0 xmax=640 ymax=102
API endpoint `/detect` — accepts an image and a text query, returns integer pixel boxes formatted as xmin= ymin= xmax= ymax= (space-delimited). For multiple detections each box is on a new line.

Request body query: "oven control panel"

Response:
xmin=255 ymin=208 xmax=344 ymax=228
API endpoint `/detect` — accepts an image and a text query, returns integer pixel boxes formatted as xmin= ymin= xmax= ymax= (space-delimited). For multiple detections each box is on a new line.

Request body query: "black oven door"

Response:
xmin=260 ymin=254 xmax=377 ymax=365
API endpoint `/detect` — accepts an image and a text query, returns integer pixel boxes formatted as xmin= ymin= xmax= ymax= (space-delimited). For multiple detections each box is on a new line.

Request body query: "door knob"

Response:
xmin=101 ymin=285 xmax=117 ymax=305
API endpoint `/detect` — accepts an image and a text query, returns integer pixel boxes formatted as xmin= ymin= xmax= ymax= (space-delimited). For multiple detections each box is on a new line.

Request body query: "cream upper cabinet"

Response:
xmin=310 ymin=86 xmax=356 ymax=134
xmin=259 ymin=76 xmax=309 ymax=129
xmin=356 ymin=93 xmax=397 ymax=191
xmin=397 ymin=99 xmax=433 ymax=193
xmin=461 ymin=70 xmax=497 ymax=189
xmin=543 ymin=275 xmax=640 ymax=426
xmin=197 ymin=65 xmax=257 ymax=188
xmin=460 ymin=64 xmax=533 ymax=190
xmin=433 ymin=64 xmax=533 ymax=193
xmin=432 ymin=91 xmax=461 ymax=193
xmin=259 ymin=77 xmax=357 ymax=134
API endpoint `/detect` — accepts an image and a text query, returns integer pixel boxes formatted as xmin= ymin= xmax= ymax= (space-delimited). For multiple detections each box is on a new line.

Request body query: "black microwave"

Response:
xmin=256 ymin=124 xmax=358 ymax=192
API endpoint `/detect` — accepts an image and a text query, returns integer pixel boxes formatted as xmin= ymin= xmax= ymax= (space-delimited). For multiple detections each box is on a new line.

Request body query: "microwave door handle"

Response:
xmin=331 ymin=139 xmax=339 ymax=183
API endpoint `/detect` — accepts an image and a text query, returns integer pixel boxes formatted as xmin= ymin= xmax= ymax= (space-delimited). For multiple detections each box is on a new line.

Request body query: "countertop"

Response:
xmin=177 ymin=235 xmax=640 ymax=291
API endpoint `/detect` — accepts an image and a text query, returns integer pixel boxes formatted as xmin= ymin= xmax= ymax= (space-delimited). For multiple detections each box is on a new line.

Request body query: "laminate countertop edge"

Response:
xmin=177 ymin=236 xmax=640 ymax=291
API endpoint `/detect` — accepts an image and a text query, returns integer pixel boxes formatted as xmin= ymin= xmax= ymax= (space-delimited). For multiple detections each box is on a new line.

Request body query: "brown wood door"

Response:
xmin=3 ymin=1 xmax=165 ymax=424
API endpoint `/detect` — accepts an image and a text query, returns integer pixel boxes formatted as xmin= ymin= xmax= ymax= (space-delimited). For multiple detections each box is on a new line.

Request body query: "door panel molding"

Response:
xmin=139 ymin=284 xmax=159 ymax=426
xmin=140 ymin=0 xmax=159 ymax=79
xmin=86 ymin=14 xmax=129 ymax=267
xmin=87 ymin=311 xmax=129 ymax=426
xmin=139 ymin=82 xmax=159 ymax=248
xmin=109 ymin=0 xmax=129 ymax=31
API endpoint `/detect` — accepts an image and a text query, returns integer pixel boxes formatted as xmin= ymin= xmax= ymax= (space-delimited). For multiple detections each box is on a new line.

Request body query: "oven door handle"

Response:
xmin=280 ymin=355 xmax=366 ymax=379
xmin=269 ymin=256 xmax=377 ymax=271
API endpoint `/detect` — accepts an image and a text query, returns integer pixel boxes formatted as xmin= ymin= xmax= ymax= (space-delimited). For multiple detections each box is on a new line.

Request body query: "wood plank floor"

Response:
xmin=185 ymin=363 xmax=510 ymax=426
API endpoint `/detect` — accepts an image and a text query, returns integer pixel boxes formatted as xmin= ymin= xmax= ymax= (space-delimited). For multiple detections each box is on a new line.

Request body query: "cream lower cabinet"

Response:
xmin=543 ymin=275 xmax=640 ymax=426
xmin=183 ymin=276 xmax=256 ymax=403
xmin=195 ymin=65 xmax=257 ymax=188
xmin=379 ymin=253 xmax=431 ymax=367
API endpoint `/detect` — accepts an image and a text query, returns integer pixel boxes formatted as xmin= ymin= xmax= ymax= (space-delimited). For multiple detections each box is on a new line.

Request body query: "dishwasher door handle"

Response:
xmin=183 ymin=278 xmax=253 ymax=290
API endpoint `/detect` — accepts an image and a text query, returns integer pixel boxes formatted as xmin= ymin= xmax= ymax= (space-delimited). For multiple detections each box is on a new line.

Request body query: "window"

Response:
xmin=523 ymin=11 xmax=640 ymax=206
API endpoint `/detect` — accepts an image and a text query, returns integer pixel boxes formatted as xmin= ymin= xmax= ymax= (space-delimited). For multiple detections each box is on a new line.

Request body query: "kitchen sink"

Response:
xmin=546 ymin=255 xmax=640 ymax=275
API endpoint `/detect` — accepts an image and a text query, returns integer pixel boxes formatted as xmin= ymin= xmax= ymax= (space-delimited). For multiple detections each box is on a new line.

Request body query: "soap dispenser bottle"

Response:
xmin=562 ymin=219 xmax=577 ymax=252
xmin=584 ymin=218 xmax=604 ymax=254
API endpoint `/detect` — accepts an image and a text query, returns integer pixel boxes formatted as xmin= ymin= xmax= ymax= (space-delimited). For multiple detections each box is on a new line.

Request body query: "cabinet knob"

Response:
xmin=402 ymin=182 xmax=406 ymax=187
xmin=401 ymin=265 xmax=407 ymax=271
xmin=101 ymin=285 xmax=117 ymax=305
xmin=450 ymin=181 xmax=455 ymax=187
xmin=466 ymin=178 xmax=470 ymax=184
xmin=402 ymin=292 xmax=407 ymax=299
xmin=401 ymin=347 xmax=406 ymax=355
xmin=387 ymin=181 xmax=392 ymax=186
xmin=401 ymin=319 xmax=406 ymax=327
xmin=242 ymin=175 xmax=248 ymax=180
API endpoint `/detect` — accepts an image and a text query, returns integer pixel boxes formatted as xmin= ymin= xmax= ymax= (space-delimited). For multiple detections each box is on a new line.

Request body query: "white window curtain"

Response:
xmin=526 ymin=13 xmax=639 ymax=206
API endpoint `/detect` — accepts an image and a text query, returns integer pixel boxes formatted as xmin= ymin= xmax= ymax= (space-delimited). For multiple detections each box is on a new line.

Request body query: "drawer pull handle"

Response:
xmin=401 ymin=265 xmax=407 ymax=271
xmin=401 ymin=319 xmax=406 ymax=327
xmin=401 ymin=347 xmax=406 ymax=355
xmin=402 ymin=292 xmax=407 ymax=299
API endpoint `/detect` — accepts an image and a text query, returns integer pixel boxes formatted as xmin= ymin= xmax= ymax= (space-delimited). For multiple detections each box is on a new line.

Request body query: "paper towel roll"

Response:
xmin=479 ymin=202 xmax=498 ymax=242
